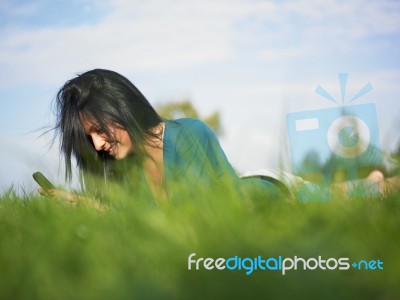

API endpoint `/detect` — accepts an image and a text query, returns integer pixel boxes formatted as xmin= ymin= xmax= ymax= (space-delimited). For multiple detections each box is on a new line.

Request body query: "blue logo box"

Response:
xmin=287 ymin=103 xmax=382 ymax=201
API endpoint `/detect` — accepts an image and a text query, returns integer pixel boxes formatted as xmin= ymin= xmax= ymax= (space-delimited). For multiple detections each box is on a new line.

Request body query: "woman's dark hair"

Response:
xmin=54 ymin=69 xmax=162 ymax=183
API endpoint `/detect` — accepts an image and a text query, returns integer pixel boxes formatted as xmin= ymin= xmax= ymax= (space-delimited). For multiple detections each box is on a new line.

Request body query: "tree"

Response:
xmin=156 ymin=100 xmax=223 ymax=136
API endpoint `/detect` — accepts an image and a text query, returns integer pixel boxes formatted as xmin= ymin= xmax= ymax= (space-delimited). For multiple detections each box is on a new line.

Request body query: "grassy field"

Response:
xmin=1 ymin=179 xmax=400 ymax=300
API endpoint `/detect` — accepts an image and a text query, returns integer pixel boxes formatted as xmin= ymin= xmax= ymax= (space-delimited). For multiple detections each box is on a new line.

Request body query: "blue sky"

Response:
xmin=1 ymin=0 xmax=400 ymax=192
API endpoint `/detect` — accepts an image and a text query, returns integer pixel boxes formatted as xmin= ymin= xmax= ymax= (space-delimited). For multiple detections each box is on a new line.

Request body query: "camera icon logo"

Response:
xmin=286 ymin=74 xmax=382 ymax=201
xmin=327 ymin=114 xmax=370 ymax=159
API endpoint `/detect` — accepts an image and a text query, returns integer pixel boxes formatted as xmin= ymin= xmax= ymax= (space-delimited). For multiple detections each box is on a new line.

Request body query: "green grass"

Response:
xmin=1 ymin=181 xmax=400 ymax=300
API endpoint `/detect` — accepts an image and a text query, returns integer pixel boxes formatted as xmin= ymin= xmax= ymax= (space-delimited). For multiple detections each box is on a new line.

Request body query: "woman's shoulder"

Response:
xmin=166 ymin=118 xmax=208 ymax=128
xmin=166 ymin=118 xmax=213 ymax=137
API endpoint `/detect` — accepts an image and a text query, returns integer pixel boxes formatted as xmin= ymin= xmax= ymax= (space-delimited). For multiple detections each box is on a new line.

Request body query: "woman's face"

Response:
xmin=81 ymin=118 xmax=133 ymax=160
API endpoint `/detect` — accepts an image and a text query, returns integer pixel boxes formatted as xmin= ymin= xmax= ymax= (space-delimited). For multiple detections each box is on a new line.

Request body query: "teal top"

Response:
xmin=162 ymin=118 xmax=282 ymax=200
xmin=163 ymin=118 xmax=238 ymax=188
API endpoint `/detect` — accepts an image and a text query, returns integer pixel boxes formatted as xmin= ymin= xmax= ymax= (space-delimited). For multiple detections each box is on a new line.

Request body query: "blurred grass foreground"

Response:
xmin=1 ymin=177 xmax=400 ymax=300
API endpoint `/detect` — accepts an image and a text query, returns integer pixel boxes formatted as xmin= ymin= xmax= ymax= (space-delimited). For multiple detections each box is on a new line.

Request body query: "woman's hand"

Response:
xmin=38 ymin=188 xmax=79 ymax=205
xmin=38 ymin=188 xmax=105 ymax=211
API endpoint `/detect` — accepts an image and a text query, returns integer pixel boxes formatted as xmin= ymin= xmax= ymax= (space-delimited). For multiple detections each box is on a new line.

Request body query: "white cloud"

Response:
xmin=0 ymin=0 xmax=247 ymax=87
xmin=2 ymin=0 xmax=398 ymax=88
xmin=256 ymin=0 xmax=400 ymax=60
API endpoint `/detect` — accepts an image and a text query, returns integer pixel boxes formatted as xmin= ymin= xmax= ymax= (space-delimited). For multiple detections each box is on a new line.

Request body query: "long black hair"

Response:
xmin=54 ymin=69 xmax=162 ymax=184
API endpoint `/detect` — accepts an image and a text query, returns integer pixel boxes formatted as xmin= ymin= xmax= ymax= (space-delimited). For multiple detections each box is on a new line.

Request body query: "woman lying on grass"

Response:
xmin=39 ymin=69 xmax=398 ymax=205
xmin=39 ymin=69 xmax=281 ymax=206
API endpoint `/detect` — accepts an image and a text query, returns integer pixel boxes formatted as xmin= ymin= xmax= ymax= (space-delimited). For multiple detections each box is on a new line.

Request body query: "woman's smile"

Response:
xmin=81 ymin=118 xmax=134 ymax=160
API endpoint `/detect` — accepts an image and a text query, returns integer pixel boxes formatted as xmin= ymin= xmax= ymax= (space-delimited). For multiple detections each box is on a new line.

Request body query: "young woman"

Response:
xmin=40 ymin=69 xmax=259 ymax=205
xmin=39 ymin=69 xmax=397 ymax=205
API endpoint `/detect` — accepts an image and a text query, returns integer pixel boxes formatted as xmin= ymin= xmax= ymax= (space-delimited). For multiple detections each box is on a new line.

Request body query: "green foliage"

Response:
xmin=1 ymin=181 xmax=400 ymax=300
xmin=156 ymin=100 xmax=223 ymax=136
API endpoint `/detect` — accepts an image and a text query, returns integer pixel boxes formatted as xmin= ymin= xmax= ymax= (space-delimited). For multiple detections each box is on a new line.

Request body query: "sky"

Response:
xmin=1 ymin=0 xmax=400 ymax=193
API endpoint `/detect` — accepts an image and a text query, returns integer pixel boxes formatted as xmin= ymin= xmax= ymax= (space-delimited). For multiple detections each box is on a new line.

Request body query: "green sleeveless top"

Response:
xmin=163 ymin=118 xmax=237 ymax=189
xmin=139 ymin=118 xmax=281 ymax=202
